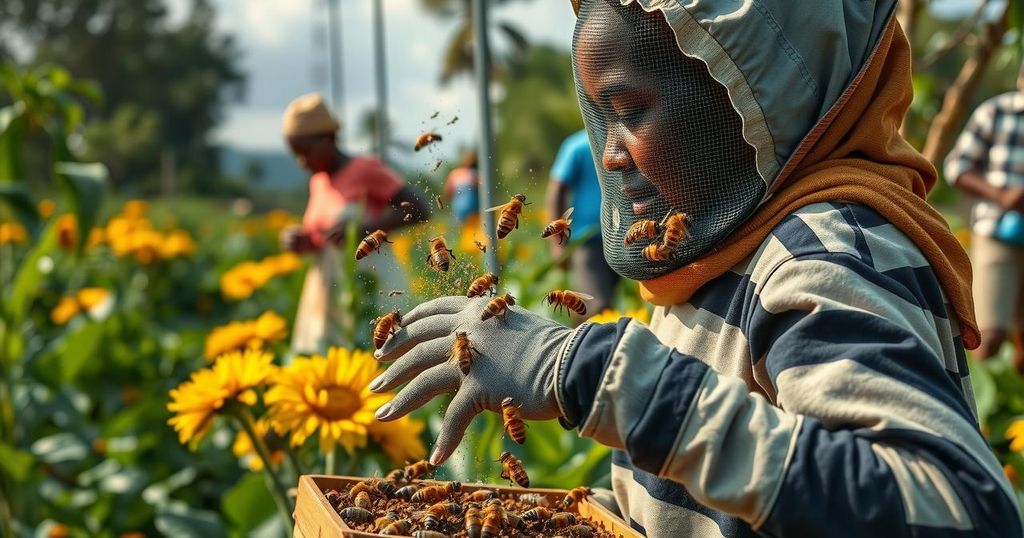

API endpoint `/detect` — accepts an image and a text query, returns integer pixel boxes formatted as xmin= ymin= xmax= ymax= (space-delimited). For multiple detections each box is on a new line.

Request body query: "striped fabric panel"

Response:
xmin=565 ymin=202 xmax=1022 ymax=536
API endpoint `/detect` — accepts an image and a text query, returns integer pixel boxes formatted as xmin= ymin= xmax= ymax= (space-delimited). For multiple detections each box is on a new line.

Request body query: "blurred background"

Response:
xmin=2 ymin=0 xmax=1024 ymax=536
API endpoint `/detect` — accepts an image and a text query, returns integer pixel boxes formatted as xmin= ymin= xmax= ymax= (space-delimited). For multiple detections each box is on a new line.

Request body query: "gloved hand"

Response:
xmin=370 ymin=296 xmax=576 ymax=465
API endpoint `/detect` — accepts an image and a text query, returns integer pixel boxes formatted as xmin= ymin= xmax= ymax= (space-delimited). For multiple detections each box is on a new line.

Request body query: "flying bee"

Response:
xmin=387 ymin=290 xmax=406 ymax=297
xmin=414 ymin=131 xmax=442 ymax=151
xmin=354 ymin=491 xmax=372 ymax=510
xmin=481 ymin=511 xmax=501 ymax=538
xmin=404 ymin=459 xmax=435 ymax=480
xmin=465 ymin=504 xmax=483 ymax=538
xmin=467 ymin=489 xmax=496 ymax=502
xmin=419 ymin=502 xmax=462 ymax=530
xmin=412 ymin=532 xmax=449 ymax=538
xmin=642 ymin=242 xmax=672 ymax=262
xmin=541 ymin=207 xmax=574 ymax=245
xmin=659 ymin=210 xmax=690 ymax=252
xmin=466 ymin=272 xmax=499 ymax=298
xmin=371 ymin=310 xmax=402 ymax=349
xmin=562 ymin=486 xmax=592 ymax=508
xmin=447 ymin=115 xmax=459 ymax=125
xmin=435 ymin=194 xmax=444 ymax=209
xmin=450 ymin=332 xmax=479 ymax=375
xmin=519 ymin=493 xmax=550 ymax=507
xmin=482 ymin=293 xmax=516 ymax=321
xmin=412 ymin=482 xmax=461 ymax=502
xmin=544 ymin=513 xmax=578 ymax=532
xmin=473 ymin=239 xmax=487 ymax=253
xmin=426 ymin=235 xmax=455 ymax=272
xmin=380 ymin=519 xmax=414 ymax=536
xmin=430 ymin=111 xmax=439 ymax=119
xmin=522 ymin=506 xmax=553 ymax=523
xmin=355 ymin=229 xmax=391 ymax=260
xmin=501 ymin=397 xmax=526 ymax=444
xmin=394 ymin=484 xmax=419 ymax=500
xmin=338 ymin=506 xmax=374 ymax=524
xmin=624 ymin=219 xmax=660 ymax=246
xmin=498 ymin=451 xmax=529 ymax=487
xmin=432 ymin=160 xmax=443 ymax=172
xmin=546 ymin=290 xmax=595 ymax=317
xmin=486 ymin=194 xmax=528 ymax=239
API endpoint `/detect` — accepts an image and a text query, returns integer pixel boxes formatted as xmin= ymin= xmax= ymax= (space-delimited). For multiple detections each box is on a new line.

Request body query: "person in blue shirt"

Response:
xmin=546 ymin=129 xmax=619 ymax=316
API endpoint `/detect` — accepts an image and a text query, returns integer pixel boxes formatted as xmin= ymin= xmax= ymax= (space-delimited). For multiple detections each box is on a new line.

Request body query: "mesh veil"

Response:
xmin=572 ymin=0 xmax=766 ymax=280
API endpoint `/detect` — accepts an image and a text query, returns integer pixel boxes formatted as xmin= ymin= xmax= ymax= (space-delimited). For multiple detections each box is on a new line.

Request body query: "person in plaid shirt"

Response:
xmin=946 ymin=61 xmax=1024 ymax=371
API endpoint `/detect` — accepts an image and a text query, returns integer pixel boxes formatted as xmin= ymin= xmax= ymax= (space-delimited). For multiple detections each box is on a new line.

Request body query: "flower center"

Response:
xmin=316 ymin=385 xmax=361 ymax=421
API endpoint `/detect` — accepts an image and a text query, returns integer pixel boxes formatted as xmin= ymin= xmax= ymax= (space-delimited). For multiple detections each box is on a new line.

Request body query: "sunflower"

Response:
xmin=1006 ymin=419 xmax=1024 ymax=453
xmin=265 ymin=347 xmax=390 ymax=454
xmin=167 ymin=348 xmax=276 ymax=448
xmin=232 ymin=418 xmax=285 ymax=471
xmin=368 ymin=415 xmax=426 ymax=465
xmin=203 ymin=311 xmax=289 ymax=359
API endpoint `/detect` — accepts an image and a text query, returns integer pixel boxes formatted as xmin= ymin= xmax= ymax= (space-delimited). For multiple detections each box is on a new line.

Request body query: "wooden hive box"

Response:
xmin=293 ymin=474 xmax=642 ymax=538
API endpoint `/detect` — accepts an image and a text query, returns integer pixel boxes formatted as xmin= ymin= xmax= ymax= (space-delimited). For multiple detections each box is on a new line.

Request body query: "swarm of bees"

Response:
xmin=625 ymin=209 xmax=690 ymax=262
xmin=325 ymin=469 xmax=604 ymax=537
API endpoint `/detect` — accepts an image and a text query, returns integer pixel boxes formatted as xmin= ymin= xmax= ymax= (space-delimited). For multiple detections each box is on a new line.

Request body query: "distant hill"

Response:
xmin=219 ymin=146 xmax=306 ymax=191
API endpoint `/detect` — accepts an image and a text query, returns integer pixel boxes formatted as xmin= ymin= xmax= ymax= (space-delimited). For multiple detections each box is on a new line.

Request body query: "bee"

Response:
xmin=659 ymin=210 xmax=690 ymax=252
xmin=473 ymin=239 xmax=487 ymax=253
xmin=544 ymin=513 xmax=578 ymax=532
xmin=426 ymin=235 xmax=455 ymax=272
xmin=623 ymin=219 xmax=661 ymax=246
xmin=501 ymin=397 xmax=526 ymax=444
xmin=447 ymin=115 xmax=459 ymax=125
xmin=467 ymin=489 xmax=496 ymax=502
xmin=414 ymin=131 xmax=442 ymax=151
xmin=338 ymin=506 xmax=374 ymax=524
xmin=562 ymin=486 xmax=592 ymax=508
xmin=404 ymin=459 xmax=435 ymax=480
xmin=384 ymin=468 xmax=405 ymax=483
xmin=435 ymin=194 xmax=444 ymax=209
xmin=498 ymin=451 xmax=529 ymax=487
xmin=430 ymin=111 xmax=439 ymax=119
xmin=395 ymin=484 xmax=419 ymax=500
xmin=374 ymin=511 xmax=400 ymax=531
xmin=486 ymin=194 xmax=528 ymax=239
xmin=522 ymin=506 xmax=553 ymax=523
xmin=412 ymin=532 xmax=449 ymax=538
xmin=565 ymin=524 xmax=595 ymax=538
xmin=400 ymin=201 xmax=412 ymax=208
xmin=355 ymin=229 xmax=391 ymax=260
xmin=350 ymin=479 xmax=385 ymax=499
xmin=380 ymin=519 xmax=414 ymax=536
xmin=518 ymin=493 xmax=550 ymax=507
xmin=412 ymin=482 xmax=461 ymax=502
xmin=354 ymin=491 xmax=373 ymax=510
xmin=481 ymin=293 xmax=516 ymax=321
xmin=467 ymin=272 xmax=499 ymax=298
xmin=541 ymin=207 xmax=574 ymax=245
xmin=387 ymin=290 xmax=405 ymax=297
xmin=546 ymin=290 xmax=595 ymax=317
xmin=450 ymin=332 xmax=479 ymax=375
xmin=465 ymin=504 xmax=483 ymax=538
xmin=642 ymin=242 xmax=672 ymax=262
xmin=505 ymin=511 xmax=527 ymax=531
xmin=419 ymin=502 xmax=462 ymax=530
xmin=432 ymin=160 xmax=443 ymax=172
xmin=324 ymin=489 xmax=343 ymax=508
xmin=371 ymin=310 xmax=402 ymax=349
xmin=481 ymin=511 xmax=502 ymax=538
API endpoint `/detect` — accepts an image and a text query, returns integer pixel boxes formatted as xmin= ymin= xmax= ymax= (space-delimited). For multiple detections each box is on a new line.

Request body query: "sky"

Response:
xmin=166 ymin=0 xmax=578 ymax=164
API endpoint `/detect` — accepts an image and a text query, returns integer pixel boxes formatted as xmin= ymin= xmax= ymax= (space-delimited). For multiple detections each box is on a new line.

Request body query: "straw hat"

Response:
xmin=282 ymin=93 xmax=340 ymax=137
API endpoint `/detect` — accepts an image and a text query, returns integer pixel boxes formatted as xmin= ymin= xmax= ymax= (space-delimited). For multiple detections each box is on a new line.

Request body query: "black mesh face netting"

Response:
xmin=572 ymin=0 xmax=766 ymax=281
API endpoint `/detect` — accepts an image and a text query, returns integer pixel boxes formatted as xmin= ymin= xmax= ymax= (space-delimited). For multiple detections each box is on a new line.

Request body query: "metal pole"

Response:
xmin=372 ymin=0 xmax=389 ymax=165
xmin=326 ymin=0 xmax=345 ymax=149
xmin=472 ymin=0 xmax=499 ymax=275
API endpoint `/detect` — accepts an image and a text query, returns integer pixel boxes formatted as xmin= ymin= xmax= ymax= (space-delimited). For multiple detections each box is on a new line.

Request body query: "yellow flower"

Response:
xmin=220 ymin=261 xmax=273 ymax=300
xmin=368 ymin=415 xmax=426 ymax=465
xmin=56 ymin=214 xmax=78 ymax=250
xmin=131 ymin=228 xmax=164 ymax=264
xmin=0 ymin=222 xmax=28 ymax=245
xmin=232 ymin=418 xmax=284 ymax=471
xmin=167 ymin=348 xmax=276 ymax=448
xmin=265 ymin=347 xmax=390 ymax=454
xmin=262 ymin=252 xmax=304 ymax=275
xmin=122 ymin=200 xmax=149 ymax=219
xmin=161 ymin=230 xmax=196 ymax=259
xmin=37 ymin=199 xmax=55 ymax=219
xmin=75 ymin=288 xmax=109 ymax=310
xmin=254 ymin=311 xmax=288 ymax=343
xmin=265 ymin=210 xmax=299 ymax=231
xmin=86 ymin=227 xmax=105 ymax=249
xmin=51 ymin=297 xmax=80 ymax=325
xmin=391 ymin=235 xmax=413 ymax=270
xmin=1006 ymin=419 xmax=1024 ymax=453
xmin=203 ymin=311 xmax=288 ymax=359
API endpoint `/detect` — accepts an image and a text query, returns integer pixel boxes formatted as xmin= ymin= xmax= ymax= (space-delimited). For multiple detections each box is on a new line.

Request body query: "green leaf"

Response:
xmin=0 ymin=441 xmax=35 ymax=481
xmin=970 ymin=358 xmax=998 ymax=425
xmin=0 ymin=182 xmax=40 ymax=237
xmin=0 ymin=103 xmax=27 ymax=183
xmin=55 ymin=321 xmax=104 ymax=384
xmin=6 ymin=219 xmax=58 ymax=322
xmin=54 ymin=161 xmax=107 ymax=252
xmin=155 ymin=503 xmax=227 ymax=538
xmin=222 ymin=472 xmax=275 ymax=537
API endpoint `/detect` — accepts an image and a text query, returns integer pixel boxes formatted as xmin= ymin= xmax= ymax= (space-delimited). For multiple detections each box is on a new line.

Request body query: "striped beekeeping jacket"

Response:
xmin=555 ymin=202 xmax=1022 ymax=537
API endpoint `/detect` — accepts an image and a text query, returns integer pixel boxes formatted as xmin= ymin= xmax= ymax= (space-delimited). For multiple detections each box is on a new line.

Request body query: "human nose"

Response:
xmin=602 ymin=124 xmax=633 ymax=171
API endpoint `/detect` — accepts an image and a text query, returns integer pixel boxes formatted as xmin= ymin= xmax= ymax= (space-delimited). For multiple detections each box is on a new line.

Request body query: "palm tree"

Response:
xmin=419 ymin=0 xmax=532 ymax=84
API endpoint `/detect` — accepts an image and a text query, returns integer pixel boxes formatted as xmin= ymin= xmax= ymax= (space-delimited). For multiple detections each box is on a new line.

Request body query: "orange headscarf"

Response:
xmin=639 ymin=19 xmax=980 ymax=349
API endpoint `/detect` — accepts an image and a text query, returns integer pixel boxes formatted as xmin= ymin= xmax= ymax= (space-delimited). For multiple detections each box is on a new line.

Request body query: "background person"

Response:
xmin=280 ymin=93 xmax=429 ymax=353
xmin=444 ymin=150 xmax=483 ymax=253
xmin=547 ymin=128 xmax=619 ymax=315
xmin=945 ymin=61 xmax=1024 ymax=371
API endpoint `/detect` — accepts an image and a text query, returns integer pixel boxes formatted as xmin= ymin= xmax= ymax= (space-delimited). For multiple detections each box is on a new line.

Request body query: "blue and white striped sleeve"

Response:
xmin=555 ymin=251 xmax=1022 ymax=536
xmin=944 ymin=99 xmax=995 ymax=185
